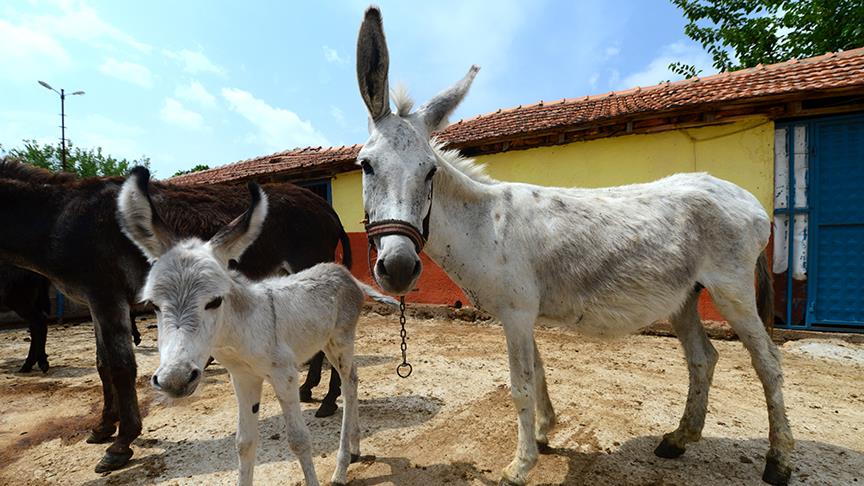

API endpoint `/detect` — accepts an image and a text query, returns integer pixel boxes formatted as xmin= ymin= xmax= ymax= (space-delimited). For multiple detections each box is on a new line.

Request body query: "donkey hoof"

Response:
xmin=299 ymin=388 xmax=313 ymax=403
xmin=351 ymin=453 xmax=362 ymax=463
xmin=653 ymin=437 xmax=686 ymax=459
xmin=18 ymin=361 xmax=34 ymax=373
xmin=762 ymin=457 xmax=791 ymax=486
xmin=537 ymin=440 xmax=553 ymax=454
xmin=38 ymin=359 xmax=50 ymax=373
xmin=315 ymin=401 xmax=338 ymax=418
xmin=94 ymin=449 xmax=133 ymax=473
xmin=86 ymin=427 xmax=116 ymax=444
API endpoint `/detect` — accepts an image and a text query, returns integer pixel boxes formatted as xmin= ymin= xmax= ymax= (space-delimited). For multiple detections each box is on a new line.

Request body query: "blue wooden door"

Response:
xmin=807 ymin=114 xmax=864 ymax=329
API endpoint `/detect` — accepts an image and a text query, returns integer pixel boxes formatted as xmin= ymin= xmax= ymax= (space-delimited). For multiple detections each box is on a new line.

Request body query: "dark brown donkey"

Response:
xmin=0 ymin=160 xmax=351 ymax=472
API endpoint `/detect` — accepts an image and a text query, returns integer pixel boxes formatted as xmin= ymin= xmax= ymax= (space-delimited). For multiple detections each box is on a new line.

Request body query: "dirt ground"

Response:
xmin=1 ymin=313 xmax=862 ymax=486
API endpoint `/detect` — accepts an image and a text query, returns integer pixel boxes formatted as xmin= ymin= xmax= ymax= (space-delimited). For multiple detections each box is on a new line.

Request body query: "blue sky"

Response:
xmin=0 ymin=0 xmax=715 ymax=177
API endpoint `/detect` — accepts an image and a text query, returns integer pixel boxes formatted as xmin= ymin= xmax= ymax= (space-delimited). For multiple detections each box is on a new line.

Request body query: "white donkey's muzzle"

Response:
xmin=373 ymin=235 xmax=422 ymax=294
xmin=152 ymin=361 xmax=202 ymax=398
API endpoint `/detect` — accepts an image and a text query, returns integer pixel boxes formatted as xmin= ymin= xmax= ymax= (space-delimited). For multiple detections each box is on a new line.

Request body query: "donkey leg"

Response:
xmin=90 ymin=301 xmax=142 ymax=473
xmin=300 ymin=351 xmax=325 ymax=403
xmin=272 ymin=368 xmax=320 ymax=486
xmin=655 ymin=289 xmax=718 ymax=459
xmin=230 ymin=371 xmax=263 ymax=486
xmin=19 ymin=309 xmax=49 ymax=373
xmin=86 ymin=351 xmax=119 ymax=444
xmin=324 ymin=346 xmax=359 ymax=486
xmin=499 ymin=316 xmax=540 ymax=486
xmin=532 ymin=340 xmax=556 ymax=452
xmin=711 ymin=282 xmax=794 ymax=486
xmin=130 ymin=312 xmax=141 ymax=346
xmin=316 ymin=360 xmax=342 ymax=418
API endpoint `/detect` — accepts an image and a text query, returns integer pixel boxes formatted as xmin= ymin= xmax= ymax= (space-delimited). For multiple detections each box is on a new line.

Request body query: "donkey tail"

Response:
xmin=339 ymin=227 xmax=353 ymax=271
xmin=755 ymin=249 xmax=774 ymax=332
xmin=353 ymin=277 xmax=399 ymax=308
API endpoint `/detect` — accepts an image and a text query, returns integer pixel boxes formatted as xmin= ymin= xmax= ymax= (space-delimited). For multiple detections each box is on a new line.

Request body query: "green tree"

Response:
xmin=0 ymin=139 xmax=150 ymax=177
xmin=670 ymin=0 xmax=864 ymax=77
xmin=172 ymin=164 xmax=210 ymax=177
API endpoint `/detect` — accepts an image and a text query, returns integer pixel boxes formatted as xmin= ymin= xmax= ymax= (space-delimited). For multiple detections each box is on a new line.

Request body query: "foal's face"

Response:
xmin=144 ymin=243 xmax=229 ymax=398
xmin=356 ymin=6 xmax=478 ymax=294
xmin=116 ymin=166 xmax=268 ymax=399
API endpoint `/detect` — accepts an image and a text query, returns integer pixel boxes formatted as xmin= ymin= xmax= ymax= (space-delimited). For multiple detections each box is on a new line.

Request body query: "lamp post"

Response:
xmin=38 ymin=80 xmax=84 ymax=173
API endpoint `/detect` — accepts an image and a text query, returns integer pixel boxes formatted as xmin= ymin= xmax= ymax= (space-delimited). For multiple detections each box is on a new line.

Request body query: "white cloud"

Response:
xmin=323 ymin=45 xmax=344 ymax=64
xmin=221 ymin=88 xmax=329 ymax=150
xmin=10 ymin=2 xmax=151 ymax=54
xmin=99 ymin=58 xmax=153 ymax=88
xmin=330 ymin=105 xmax=345 ymax=125
xmin=604 ymin=46 xmax=621 ymax=58
xmin=162 ymin=48 xmax=225 ymax=76
xmin=160 ymin=98 xmax=205 ymax=130
xmin=175 ymin=80 xmax=216 ymax=107
xmin=0 ymin=18 xmax=71 ymax=81
xmin=617 ymin=41 xmax=715 ymax=89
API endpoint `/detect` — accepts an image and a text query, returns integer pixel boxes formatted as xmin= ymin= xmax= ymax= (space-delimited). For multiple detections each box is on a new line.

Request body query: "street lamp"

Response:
xmin=38 ymin=80 xmax=85 ymax=173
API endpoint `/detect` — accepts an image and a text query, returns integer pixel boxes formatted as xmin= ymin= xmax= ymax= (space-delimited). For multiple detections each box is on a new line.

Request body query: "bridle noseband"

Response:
xmin=363 ymin=178 xmax=433 ymax=257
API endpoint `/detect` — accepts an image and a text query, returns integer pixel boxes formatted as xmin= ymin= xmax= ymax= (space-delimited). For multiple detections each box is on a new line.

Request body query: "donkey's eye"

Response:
xmin=360 ymin=159 xmax=374 ymax=175
xmin=425 ymin=166 xmax=437 ymax=182
xmin=205 ymin=297 xmax=223 ymax=310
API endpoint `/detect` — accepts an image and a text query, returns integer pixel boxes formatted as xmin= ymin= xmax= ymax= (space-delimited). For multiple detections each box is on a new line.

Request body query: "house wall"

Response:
xmin=333 ymin=116 xmax=775 ymax=321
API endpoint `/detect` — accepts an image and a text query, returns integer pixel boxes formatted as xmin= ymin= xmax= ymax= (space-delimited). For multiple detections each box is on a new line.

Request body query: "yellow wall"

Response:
xmin=477 ymin=116 xmax=775 ymax=212
xmin=332 ymin=170 xmax=365 ymax=232
xmin=332 ymin=116 xmax=775 ymax=231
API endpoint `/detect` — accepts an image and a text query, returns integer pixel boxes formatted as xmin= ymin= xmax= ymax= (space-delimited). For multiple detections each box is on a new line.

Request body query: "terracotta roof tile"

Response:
xmin=173 ymin=47 xmax=864 ymax=185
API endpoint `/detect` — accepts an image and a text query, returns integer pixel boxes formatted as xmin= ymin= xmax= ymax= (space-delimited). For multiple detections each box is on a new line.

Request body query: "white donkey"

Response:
xmin=354 ymin=7 xmax=793 ymax=486
xmin=117 ymin=173 xmax=391 ymax=486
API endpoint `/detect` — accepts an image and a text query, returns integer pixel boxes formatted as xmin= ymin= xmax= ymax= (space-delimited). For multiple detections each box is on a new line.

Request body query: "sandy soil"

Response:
xmin=0 ymin=313 xmax=862 ymax=485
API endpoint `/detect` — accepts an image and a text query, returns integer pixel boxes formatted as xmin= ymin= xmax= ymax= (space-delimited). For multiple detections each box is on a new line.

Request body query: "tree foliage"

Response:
xmin=671 ymin=0 xmax=864 ymax=77
xmin=1 ymin=139 xmax=150 ymax=177
xmin=172 ymin=164 xmax=210 ymax=177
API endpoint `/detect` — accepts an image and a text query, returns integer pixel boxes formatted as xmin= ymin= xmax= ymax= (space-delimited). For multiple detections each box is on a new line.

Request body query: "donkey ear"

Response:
xmin=117 ymin=166 xmax=174 ymax=262
xmin=356 ymin=6 xmax=391 ymax=121
xmin=210 ymin=181 xmax=268 ymax=266
xmin=417 ymin=65 xmax=480 ymax=133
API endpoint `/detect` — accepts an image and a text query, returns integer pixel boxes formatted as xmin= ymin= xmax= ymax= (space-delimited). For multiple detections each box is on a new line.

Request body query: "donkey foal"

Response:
xmin=118 ymin=174 xmax=387 ymax=486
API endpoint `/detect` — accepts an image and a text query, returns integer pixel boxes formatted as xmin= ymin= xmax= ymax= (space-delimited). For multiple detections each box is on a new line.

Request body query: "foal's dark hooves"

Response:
xmin=315 ymin=401 xmax=338 ymax=418
xmin=205 ymin=356 xmax=215 ymax=368
xmin=351 ymin=453 xmax=361 ymax=463
xmin=299 ymin=388 xmax=313 ymax=403
xmin=94 ymin=449 xmax=133 ymax=473
xmin=653 ymin=437 xmax=686 ymax=459
xmin=762 ymin=457 xmax=791 ymax=486
xmin=537 ymin=441 xmax=553 ymax=454
xmin=86 ymin=428 xmax=116 ymax=444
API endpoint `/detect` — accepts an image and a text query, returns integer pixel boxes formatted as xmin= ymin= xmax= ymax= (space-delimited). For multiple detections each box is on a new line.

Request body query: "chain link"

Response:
xmin=396 ymin=296 xmax=412 ymax=378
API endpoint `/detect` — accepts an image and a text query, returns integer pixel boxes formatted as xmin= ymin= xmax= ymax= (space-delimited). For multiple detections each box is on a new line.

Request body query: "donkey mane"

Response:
xmin=391 ymin=83 xmax=414 ymax=117
xmin=0 ymin=158 xmax=79 ymax=185
xmin=430 ymin=138 xmax=497 ymax=185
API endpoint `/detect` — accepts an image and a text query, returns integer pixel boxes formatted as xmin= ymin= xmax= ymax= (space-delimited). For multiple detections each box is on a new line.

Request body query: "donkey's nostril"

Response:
xmin=412 ymin=259 xmax=421 ymax=278
xmin=152 ymin=374 xmax=160 ymax=388
xmin=188 ymin=368 xmax=200 ymax=384
xmin=376 ymin=259 xmax=389 ymax=276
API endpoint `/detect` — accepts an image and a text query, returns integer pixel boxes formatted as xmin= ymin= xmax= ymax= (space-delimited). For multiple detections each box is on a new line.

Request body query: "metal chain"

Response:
xmin=396 ymin=296 xmax=412 ymax=378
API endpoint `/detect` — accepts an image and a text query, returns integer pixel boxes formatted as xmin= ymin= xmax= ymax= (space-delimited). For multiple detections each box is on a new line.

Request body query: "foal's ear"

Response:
xmin=210 ymin=181 xmax=268 ymax=266
xmin=117 ymin=166 xmax=174 ymax=262
xmin=356 ymin=6 xmax=391 ymax=121
xmin=417 ymin=65 xmax=480 ymax=133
